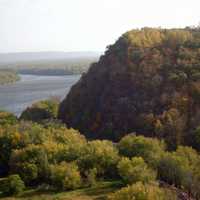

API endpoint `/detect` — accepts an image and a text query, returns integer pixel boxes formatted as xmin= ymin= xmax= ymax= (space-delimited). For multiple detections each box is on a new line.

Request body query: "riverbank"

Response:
xmin=0 ymin=70 xmax=20 ymax=85
xmin=0 ymin=74 xmax=80 ymax=116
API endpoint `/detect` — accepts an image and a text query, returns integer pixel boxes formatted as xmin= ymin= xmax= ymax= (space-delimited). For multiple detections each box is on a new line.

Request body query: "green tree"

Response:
xmin=0 ymin=111 xmax=17 ymax=126
xmin=118 ymin=134 xmax=165 ymax=168
xmin=50 ymin=162 xmax=81 ymax=190
xmin=117 ymin=157 xmax=156 ymax=184
xmin=108 ymin=182 xmax=177 ymax=200
xmin=78 ymin=140 xmax=119 ymax=177
xmin=1 ymin=174 xmax=25 ymax=196
xmin=157 ymin=152 xmax=191 ymax=188
xmin=20 ymin=99 xmax=59 ymax=122
xmin=20 ymin=163 xmax=38 ymax=184
xmin=174 ymin=146 xmax=200 ymax=196
xmin=9 ymin=145 xmax=50 ymax=185
xmin=86 ymin=168 xmax=97 ymax=187
xmin=156 ymin=108 xmax=185 ymax=150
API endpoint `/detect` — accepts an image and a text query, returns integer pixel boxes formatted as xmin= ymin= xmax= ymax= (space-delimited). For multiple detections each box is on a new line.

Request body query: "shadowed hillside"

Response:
xmin=59 ymin=27 xmax=200 ymax=149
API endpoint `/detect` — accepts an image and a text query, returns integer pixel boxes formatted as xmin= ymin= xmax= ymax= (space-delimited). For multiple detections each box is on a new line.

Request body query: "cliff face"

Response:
xmin=59 ymin=28 xmax=200 ymax=146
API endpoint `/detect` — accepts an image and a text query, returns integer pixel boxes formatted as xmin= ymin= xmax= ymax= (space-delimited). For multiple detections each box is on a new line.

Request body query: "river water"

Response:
xmin=0 ymin=74 xmax=80 ymax=116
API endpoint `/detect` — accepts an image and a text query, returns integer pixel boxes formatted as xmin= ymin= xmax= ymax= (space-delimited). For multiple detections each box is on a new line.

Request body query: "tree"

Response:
xmin=157 ymin=152 xmax=191 ymax=188
xmin=156 ymin=108 xmax=185 ymax=150
xmin=78 ymin=140 xmax=119 ymax=177
xmin=86 ymin=168 xmax=97 ymax=187
xmin=20 ymin=163 xmax=38 ymax=184
xmin=118 ymin=134 xmax=165 ymax=168
xmin=174 ymin=146 xmax=200 ymax=196
xmin=9 ymin=145 xmax=50 ymax=185
xmin=117 ymin=157 xmax=155 ymax=184
xmin=50 ymin=162 xmax=81 ymax=190
xmin=63 ymin=163 xmax=81 ymax=190
xmin=1 ymin=174 xmax=25 ymax=196
xmin=43 ymin=127 xmax=86 ymax=163
xmin=20 ymin=99 xmax=59 ymax=122
xmin=108 ymin=182 xmax=177 ymax=200
xmin=0 ymin=111 xmax=17 ymax=126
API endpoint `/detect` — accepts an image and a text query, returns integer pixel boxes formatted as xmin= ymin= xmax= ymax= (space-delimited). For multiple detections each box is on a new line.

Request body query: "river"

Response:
xmin=0 ymin=74 xmax=80 ymax=116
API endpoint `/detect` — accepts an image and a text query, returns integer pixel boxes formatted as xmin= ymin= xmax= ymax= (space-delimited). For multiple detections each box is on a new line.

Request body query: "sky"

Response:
xmin=0 ymin=0 xmax=199 ymax=53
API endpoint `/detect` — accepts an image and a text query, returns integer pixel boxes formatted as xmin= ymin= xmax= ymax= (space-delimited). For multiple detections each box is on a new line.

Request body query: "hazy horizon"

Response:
xmin=0 ymin=51 xmax=102 ymax=54
xmin=0 ymin=0 xmax=199 ymax=53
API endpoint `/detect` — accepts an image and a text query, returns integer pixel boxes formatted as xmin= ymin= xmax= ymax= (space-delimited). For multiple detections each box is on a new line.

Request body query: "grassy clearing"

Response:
xmin=0 ymin=181 xmax=122 ymax=200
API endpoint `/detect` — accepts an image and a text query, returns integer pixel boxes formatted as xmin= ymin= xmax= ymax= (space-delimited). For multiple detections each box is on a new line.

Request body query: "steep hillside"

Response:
xmin=59 ymin=28 xmax=200 ymax=148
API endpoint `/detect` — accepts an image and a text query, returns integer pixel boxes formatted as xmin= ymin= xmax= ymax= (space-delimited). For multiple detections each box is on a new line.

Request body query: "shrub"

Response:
xmin=118 ymin=134 xmax=165 ymax=168
xmin=0 ymin=111 xmax=17 ymax=126
xmin=2 ymin=174 xmax=25 ymax=196
xmin=63 ymin=164 xmax=81 ymax=190
xmin=174 ymin=146 xmax=200 ymax=196
xmin=9 ymin=145 xmax=50 ymax=185
xmin=191 ymin=172 xmax=200 ymax=199
xmin=117 ymin=157 xmax=156 ymax=184
xmin=78 ymin=140 xmax=119 ymax=177
xmin=157 ymin=152 xmax=191 ymax=187
xmin=20 ymin=99 xmax=59 ymax=122
xmin=20 ymin=163 xmax=38 ymax=184
xmin=108 ymin=182 xmax=177 ymax=200
xmin=47 ymin=128 xmax=86 ymax=163
xmin=50 ymin=162 xmax=81 ymax=190
xmin=86 ymin=168 xmax=97 ymax=187
xmin=175 ymin=146 xmax=199 ymax=170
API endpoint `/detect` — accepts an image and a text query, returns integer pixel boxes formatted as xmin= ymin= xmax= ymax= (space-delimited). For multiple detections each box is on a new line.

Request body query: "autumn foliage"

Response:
xmin=59 ymin=28 xmax=200 ymax=150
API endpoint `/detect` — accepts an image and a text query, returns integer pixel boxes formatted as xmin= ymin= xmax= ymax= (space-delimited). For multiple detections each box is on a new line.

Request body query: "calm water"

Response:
xmin=0 ymin=74 xmax=80 ymax=116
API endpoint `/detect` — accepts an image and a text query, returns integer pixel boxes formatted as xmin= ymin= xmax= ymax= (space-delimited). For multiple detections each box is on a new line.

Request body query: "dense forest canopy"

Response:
xmin=1 ymin=108 xmax=200 ymax=199
xmin=59 ymin=27 xmax=200 ymax=150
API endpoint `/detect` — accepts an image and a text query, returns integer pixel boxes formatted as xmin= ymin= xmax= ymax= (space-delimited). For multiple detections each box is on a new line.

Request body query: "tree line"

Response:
xmin=0 ymin=100 xmax=200 ymax=199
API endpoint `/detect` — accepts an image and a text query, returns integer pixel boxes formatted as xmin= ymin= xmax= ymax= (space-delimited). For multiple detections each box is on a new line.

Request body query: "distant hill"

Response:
xmin=59 ymin=27 xmax=200 ymax=149
xmin=0 ymin=51 xmax=101 ymax=64
xmin=0 ymin=51 xmax=101 ymax=75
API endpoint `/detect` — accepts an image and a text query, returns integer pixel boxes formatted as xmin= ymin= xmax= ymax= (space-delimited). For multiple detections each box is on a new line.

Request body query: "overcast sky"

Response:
xmin=0 ymin=0 xmax=199 ymax=53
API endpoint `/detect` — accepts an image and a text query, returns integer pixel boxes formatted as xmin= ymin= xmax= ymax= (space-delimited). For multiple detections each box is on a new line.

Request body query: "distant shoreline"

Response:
xmin=0 ymin=70 xmax=20 ymax=85
xmin=0 ymin=74 xmax=80 ymax=116
xmin=19 ymin=70 xmax=83 ymax=76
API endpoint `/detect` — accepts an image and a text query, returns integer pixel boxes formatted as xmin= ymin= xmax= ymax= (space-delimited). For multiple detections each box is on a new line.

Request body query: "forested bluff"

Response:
xmin=1 ymin=27 xmax=200 ymax=200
